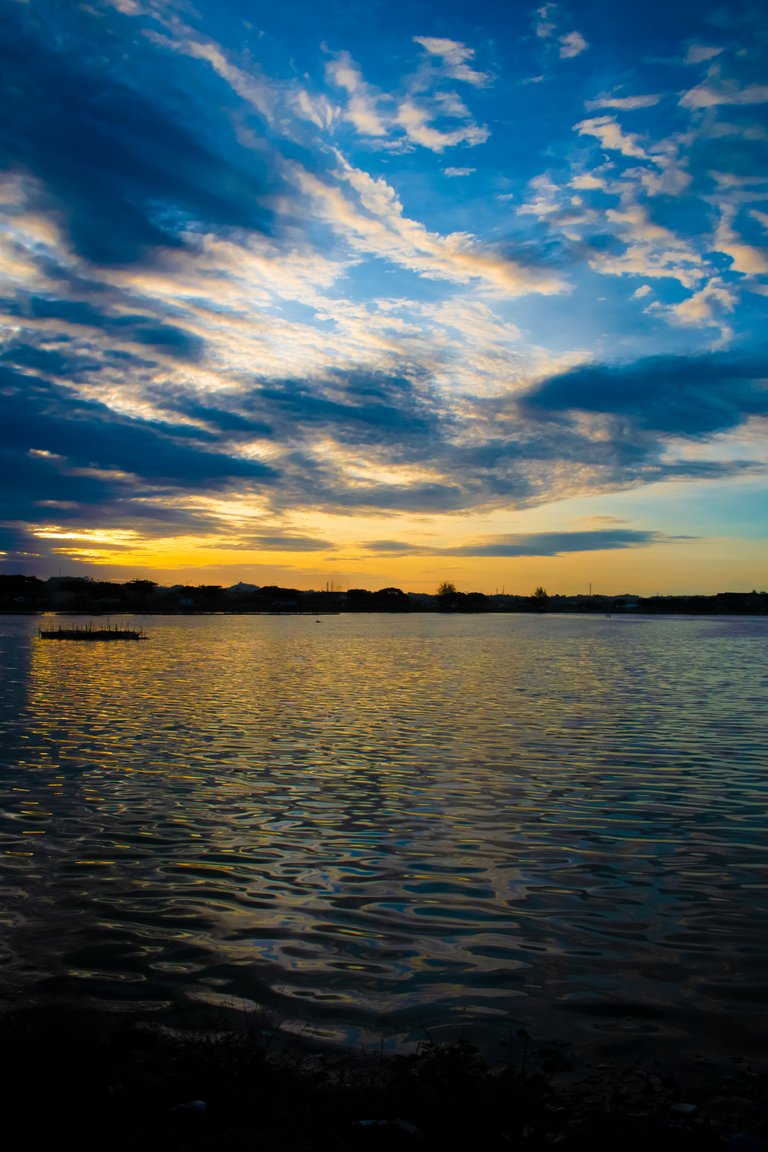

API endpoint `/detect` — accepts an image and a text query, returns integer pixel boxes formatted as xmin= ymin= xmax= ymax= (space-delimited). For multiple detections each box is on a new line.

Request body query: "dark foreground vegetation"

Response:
xmin=1 ymin=1005 xmax=765 ymax=1151
xmin=1 ymin=574 xmax=767 ymax=616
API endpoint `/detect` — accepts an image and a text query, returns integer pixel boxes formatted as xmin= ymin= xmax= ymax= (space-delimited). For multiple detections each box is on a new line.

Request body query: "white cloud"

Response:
xmin=534 ymin=6 xmax=587 ymax=61
xmin=292 ymin=155 xmax=567 ymax=297
xmin=322 ymin=48 xmax=489 ymax=153
xmin=570 ymin=172 xmax=609 ymax=191
xmin=413 ymin=36 xmax=490 ymax=87
xmin=589 ymin=200 xmax=707 ymax=290
xmin=325 ymin=52 xmax=388 ymax=136
xmin=715 ymin=208 xmax=768 ymax=275
xmin=638 ymin=155 xmax=691 ymax=196
xmin=683 ymin=44 xmax=723 ymax=65
xmin=666 ymin=280 xmax=736 ymax=334
xmin=585 ymin=94 xmax=661 ymax=111
xmin=535 ymin=3 xmax=557 ymax=39
xmin=681 ymin=78 xmax=768 ymax=109
xmin=575 ymin=115 xmax=647 ymax=159
xmin=710 ymin=170 xmax=768 ymax=196
xmin=155 ymin=35 xmax=275 ymax=123
xmin=559 ymin=31 xmax=588 ymax=59
xmin=704 ymin=120 xmax=768 ymax=142
xmin=396 ymin=98 xmax=488 ymax=152
xmin=294 ymin=89 xmax=339 ymax=132
xmin=518 ymin=173 xmax=563 ymax=218
xmin=633 ymin=285 xmax=652 ymax=298
xmin=444 ymin=167 xmax=476 ymax=177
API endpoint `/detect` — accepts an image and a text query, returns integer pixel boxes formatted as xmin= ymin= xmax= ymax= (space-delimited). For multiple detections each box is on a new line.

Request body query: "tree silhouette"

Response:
xmin=531 ymin=586 xmax=549 ymax=611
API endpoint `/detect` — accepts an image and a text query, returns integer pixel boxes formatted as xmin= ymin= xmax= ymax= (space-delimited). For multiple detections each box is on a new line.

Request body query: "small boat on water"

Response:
xmin=38 ymin=623 xmax=147 ymax=641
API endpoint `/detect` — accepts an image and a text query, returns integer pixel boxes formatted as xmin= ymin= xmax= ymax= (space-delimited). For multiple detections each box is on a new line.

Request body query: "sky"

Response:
xmin=1 ymin=0 xmax=766 ymax=594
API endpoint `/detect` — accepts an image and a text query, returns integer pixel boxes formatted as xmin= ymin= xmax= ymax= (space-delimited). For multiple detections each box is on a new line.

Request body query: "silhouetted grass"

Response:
xmin=0 ymin=1006 xmax=765 ymax=1150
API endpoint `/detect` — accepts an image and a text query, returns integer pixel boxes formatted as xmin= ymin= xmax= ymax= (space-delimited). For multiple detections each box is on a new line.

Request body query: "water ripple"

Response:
xmin=0 ymin=613 xmax=766 ymax=1056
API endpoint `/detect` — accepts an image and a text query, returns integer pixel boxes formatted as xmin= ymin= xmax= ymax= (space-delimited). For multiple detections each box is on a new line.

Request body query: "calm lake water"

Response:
xmin=0 ymin=613 xmax=766 ymax=1061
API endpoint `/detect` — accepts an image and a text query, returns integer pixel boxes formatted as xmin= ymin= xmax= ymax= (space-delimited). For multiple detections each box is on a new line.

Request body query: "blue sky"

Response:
xmin=1 ymin=0 xmax=766 ymax=592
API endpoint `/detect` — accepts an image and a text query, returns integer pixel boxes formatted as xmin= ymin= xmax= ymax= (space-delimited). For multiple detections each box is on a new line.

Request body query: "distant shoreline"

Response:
xmin=3 ymin=605 xmax=768 ymax=617
xmin=2 ymin=574 xmax=766 ymax=616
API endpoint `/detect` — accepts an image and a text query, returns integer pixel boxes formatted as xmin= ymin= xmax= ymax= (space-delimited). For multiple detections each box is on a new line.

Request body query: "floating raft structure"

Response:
xmin=38 ymin=623 xmax=147 ymax=641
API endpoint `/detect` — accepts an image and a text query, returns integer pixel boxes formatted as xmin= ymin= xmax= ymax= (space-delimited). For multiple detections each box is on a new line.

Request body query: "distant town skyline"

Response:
xmin=1 ymin=0 xmax=766 ymax=594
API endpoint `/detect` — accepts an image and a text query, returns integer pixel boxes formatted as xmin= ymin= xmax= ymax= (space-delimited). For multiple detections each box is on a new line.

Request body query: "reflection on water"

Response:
xmin=0 ymin=613 xmax=766 ymax=1058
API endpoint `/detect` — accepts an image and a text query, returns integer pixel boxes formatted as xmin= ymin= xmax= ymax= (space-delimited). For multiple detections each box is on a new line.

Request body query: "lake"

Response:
xmin=0 ymin=612 xmax=766 ymax=1063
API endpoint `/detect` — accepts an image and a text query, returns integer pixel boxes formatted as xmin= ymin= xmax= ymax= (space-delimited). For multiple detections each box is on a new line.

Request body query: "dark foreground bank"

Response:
xmin=2 ymin=1005 xmax=765 ymax=1151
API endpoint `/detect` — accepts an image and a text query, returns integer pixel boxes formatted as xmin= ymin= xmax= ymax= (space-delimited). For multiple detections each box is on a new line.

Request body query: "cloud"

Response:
xmin=569 ymin=173 xmax=609 ymax=191
xmin=325 ymin=51 xmax=388 ymax=137
xmin=2 ymin=0 xmax=765 ymax=578
xmin=294 ymin=88 xmax=339 ymax=132
xmin=363 ymin=530 xmax=677 ymax=558
xmin=535 ymin=6 xmax=588 ymax=59
xmin=396 ymin=98 xmax=489 ymax=151
xmin=575 ymin=116 xmax=647 ymax=158
xmin=662 ymin=281 xmax=736 ymax=339
xmin=587 ymin=201 xmax=705 ymax=289
xmin=250 ymin=535 xmax=333 ymax=552
xmin=681 ymin=79 xmax=768 ymax=109
xmin=162 ymin=34 xmax=274 ymax=123
xmin=412 ymin=37 xmax=490 ymax=87
xmin=714 ymin=208 xmax=768 ymax=275
xmin=324 ymin=47 xmax=489 ymax=153
xmin=0 ymin=360 xmax=276 ymax=490
xmin=559 ymin=31 xmax=588 ymax=59
xmin=584 ymin=94 xmax=661 ymax=111
xmin=535 ymin=4 xmax=558 ymax=39
xmin=0 ymin=5 xmax=274 ymax=266
xmin=363 ymin=539 xmax=420 ymax=553
xmin=684 ymin=44 xmax=723 ymax=65
xmin=521 ymin=352 xmax=768 ymax=437
xmin=295 ymin=155 xmax=567 ymax=296
xmin=446 ymin=529 xmax=669 ymax=556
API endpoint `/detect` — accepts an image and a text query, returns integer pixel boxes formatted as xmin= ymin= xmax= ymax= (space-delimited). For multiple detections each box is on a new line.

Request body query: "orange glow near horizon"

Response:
xmin=37 ymin=536 xmax=765 ymax=597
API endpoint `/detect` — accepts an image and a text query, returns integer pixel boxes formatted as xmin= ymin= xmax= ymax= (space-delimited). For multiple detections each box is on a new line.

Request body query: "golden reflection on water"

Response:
xmin=1 ymin=613 xmax=767 ymax=1054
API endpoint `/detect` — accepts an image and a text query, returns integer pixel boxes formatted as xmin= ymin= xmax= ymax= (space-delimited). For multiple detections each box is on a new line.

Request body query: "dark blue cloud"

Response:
xmin=447 ymin=529 xmax=677 ymax=557
xmin=152 ymin=371 xmax=443 ymax=457
xmin=521 ymin=353 xmax=768 ymax=436
xmin=0 ymin=2 xmax=273 ymax=266
xmin=0 ymin=362 xmax=277 ymax=498
xmin=1 ymin=296 xmax=204 ymax=360
xmin=248 ymin=371 xmax=441 ymax=445
xmin=363 ymin=529 xmax=679 ymax=557
xmin=363 ymin=540 xmax=420 ymax=552
xmin=247 ymin=535 xmax=333 ymax=551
